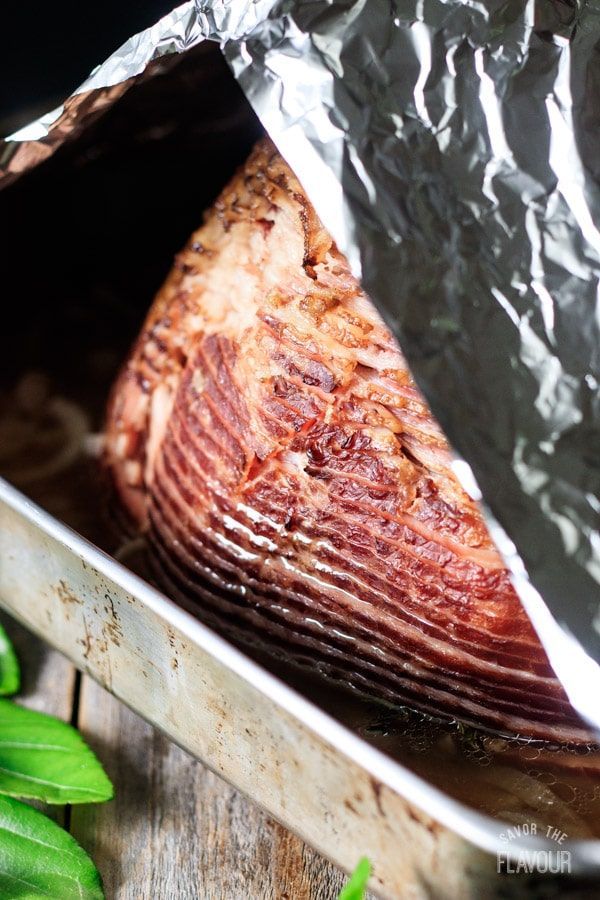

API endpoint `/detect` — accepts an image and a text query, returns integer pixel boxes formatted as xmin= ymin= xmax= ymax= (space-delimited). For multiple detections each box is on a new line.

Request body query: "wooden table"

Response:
xmin=5 ymin=615 xmax=357 ymax=899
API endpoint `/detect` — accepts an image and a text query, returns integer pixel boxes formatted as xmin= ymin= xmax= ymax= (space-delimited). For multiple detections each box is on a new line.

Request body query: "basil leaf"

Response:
xmin=0 ymin=700 xmax=113 ymax=804
xmin=0 ymin=626 xmax=19 ymax=697
xmin=338 ymin=857 xmax=371 ymax=900
xmin=0 ymin=794 xmax=103 ymax=899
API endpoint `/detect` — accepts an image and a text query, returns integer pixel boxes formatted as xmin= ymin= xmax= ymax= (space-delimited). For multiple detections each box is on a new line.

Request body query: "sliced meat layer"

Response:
xmin=105 ymin=139 xmax=593 ymax=745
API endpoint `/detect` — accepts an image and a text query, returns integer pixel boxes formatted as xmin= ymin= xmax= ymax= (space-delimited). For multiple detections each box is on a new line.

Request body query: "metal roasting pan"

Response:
xmin=1 ymin=477 xmax=600 ymax=899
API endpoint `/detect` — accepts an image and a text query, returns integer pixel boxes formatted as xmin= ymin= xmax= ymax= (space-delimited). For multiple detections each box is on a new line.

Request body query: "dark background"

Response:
xmin=0 ymin=1 xmax=175 ymax=135
xmin=0 ymin=4 xmax=261 ymax=422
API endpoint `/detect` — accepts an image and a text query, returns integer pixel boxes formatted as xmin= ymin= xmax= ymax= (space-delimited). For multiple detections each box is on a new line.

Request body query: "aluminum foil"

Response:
xmin=2 ymin=0 xmax=600 ymax=728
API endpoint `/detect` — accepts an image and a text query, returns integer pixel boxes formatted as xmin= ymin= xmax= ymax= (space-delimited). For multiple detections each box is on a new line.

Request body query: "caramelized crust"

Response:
xmin=105 ymin=140 xmax=591 ymax=744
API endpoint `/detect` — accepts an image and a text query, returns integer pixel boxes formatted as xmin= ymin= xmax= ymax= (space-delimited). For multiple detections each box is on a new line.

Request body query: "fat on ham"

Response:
xmin=105 ymin=139 xmax=593 ymax=745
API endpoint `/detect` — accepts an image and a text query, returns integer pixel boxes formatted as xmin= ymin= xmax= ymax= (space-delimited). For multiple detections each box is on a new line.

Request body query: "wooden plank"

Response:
xmin=0 ymin=611 xmax=76 ymax=719
xmin=0 ymin=612 xmax=77 ymax=825
xmin=71 ymin=675 xmax=354 ymax=899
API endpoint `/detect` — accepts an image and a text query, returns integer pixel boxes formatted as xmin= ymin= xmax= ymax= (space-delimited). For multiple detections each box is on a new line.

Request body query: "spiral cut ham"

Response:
xmin=105 ymin=139 xmax=592 ymax=745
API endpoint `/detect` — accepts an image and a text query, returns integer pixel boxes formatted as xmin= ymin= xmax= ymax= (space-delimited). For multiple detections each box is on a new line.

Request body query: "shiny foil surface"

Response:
xmin=1 ymin=0 xmax=600 ymax=727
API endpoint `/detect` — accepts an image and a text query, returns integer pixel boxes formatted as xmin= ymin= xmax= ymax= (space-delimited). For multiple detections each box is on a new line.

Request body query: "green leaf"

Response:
xmin=0 ymin=626 xmax=19 ymax=697
xmin=0 ymin=794 xmax=103 ymax=898
xmin=338 ymin=857 xmax=371 ymax=900
xmin=0 ymin=701 xmax=113 ymax=804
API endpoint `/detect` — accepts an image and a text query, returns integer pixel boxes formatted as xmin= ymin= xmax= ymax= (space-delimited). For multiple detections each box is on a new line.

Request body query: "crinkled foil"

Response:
xmin=2 ymin=0 xmax=600 ymax=727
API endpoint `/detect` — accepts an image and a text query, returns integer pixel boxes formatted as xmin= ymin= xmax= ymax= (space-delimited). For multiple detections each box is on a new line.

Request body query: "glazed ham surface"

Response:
xmin=105 ymin=139 xmax=591 ymax=745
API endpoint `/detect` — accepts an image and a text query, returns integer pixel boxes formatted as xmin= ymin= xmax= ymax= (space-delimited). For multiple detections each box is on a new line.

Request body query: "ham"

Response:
xmin=105 ymin=139 xmax=593 ymax=745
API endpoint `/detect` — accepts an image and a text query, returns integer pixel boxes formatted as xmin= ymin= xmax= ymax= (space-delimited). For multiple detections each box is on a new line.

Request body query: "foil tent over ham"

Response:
xmin=2 ymin=0 xmax=600 ymax=733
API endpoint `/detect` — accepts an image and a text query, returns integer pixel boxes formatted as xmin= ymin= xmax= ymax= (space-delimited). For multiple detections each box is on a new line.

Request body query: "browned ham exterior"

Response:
xmin=105 ymin=139 xmax=592 ymax=745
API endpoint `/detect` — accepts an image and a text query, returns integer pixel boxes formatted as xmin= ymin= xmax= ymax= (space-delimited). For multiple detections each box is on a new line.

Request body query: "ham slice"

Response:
xmin=105 ymin=139 xmax=592 ymax=745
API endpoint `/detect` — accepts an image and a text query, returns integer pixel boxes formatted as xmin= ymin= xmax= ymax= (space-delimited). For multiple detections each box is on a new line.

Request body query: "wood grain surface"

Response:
xmin=3 ymin=614 xmax=361 ymax=900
